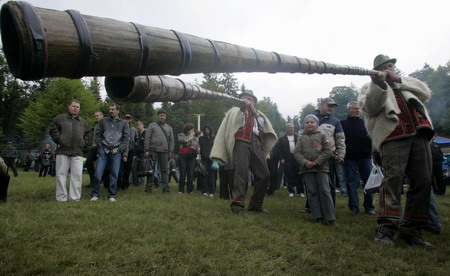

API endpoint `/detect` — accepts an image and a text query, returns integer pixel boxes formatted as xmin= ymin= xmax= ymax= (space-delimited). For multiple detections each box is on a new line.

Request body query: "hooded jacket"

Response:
xmin=199 ymin=125 xmax=215 ymax=162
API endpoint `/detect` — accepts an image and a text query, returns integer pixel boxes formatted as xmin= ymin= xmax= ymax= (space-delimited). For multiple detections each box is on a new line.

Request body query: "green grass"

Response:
xmin=1 ymin=172 xmax=449 ymax=275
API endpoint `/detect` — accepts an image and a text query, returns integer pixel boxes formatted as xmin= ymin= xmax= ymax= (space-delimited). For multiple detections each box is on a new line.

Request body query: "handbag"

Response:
xmin=195 ymin=159 xmax=208 ymax=176
xmin=364 ymin=164 xmax=383 ymax=194
xmin=133 ymin=155 xmax=153 ymax=177
xmin=189 ymin=146 xmax=198 ymax=157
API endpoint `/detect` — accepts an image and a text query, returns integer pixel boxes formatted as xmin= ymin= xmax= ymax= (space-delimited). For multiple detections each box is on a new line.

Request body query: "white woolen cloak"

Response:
xmin=358 ymin=76 xmax=433 ymax=151
xmin=210 ymin=107 xmax=277 ymax=166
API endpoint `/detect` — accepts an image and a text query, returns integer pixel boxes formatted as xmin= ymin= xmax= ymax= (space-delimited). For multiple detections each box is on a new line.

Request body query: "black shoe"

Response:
xmin=349 ymin=210 xmax=359 ymax=215
xmin=423 ymin=226 xmax=441 ymax=235
xmin=398 ymin=233 xmax=434 ymax=249
xmin=84 ymin=184 xmax=93 ymax=188
xmin=300 ymin=208 xmax=311 ymax=213
xmin=374 ymin=231 xmax=395 ymax=246
xmin=315 ymin=218 xmax=324 ymax=224
xmin=162 ymin=189 xmax=170 ymax=193
xmin=323 ymin=220 xmax=339 ymax=227
xmin=231 ymin=208 xmax=248 ymax=215
xmin=248 ymin=206 xmax=269 ymax=213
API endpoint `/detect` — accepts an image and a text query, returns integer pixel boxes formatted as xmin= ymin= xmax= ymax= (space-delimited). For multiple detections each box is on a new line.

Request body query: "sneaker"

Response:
xmin=109 ymin=198 xmax=116 ymax=202
xmin=398 ymin=233 xmax=434 ymax=249
xmin=288 ymin=193 xmax=294 ymax=197
xmin=178 ymin=192 xmax=183 ymax=194
xmin=202 ymin=193 xmax=208 ymax=196
xmin=299 ymin=193 xmax=305 ymax=198
xmin=349 ymin=210 xmax=359 ymax=215
xmin=374 ymin=231 xmax=395 ymax=246
xmin=209 ymin=194 xmax=214 ymax=198
xmin=365 ymin=210 xmax=376 ymax=215
xmin=90 ymin=196 xmax=99 ymax=201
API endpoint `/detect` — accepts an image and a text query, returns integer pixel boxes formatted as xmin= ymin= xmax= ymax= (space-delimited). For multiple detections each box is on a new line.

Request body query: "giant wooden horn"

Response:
xmin=1 ymin=1 xmax=379 ymax=80
xmin=105 ymin=75 xmax=243 ymax=104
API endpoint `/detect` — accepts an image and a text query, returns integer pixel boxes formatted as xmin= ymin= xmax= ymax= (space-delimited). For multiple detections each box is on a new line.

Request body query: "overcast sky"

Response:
xmin=4 ymin=0 xmax=450 ymax=118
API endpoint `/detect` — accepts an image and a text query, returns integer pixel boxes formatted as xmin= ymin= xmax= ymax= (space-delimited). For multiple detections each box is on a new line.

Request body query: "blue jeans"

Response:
xmin=200 ymin=159 xmax=216 ymax=194
xmin=344 ymin=158 xmax=374 ymax=212
xmin=91 ymin=148 xmax=122 ymax=199
xmin=427 ymin=186 xmax=441 ymax=232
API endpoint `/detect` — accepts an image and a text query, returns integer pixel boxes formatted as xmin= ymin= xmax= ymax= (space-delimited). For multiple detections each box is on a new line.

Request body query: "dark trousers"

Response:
xmin=267 ymin=158 xmax=279 ymax=195
xmin=178 ymin=153 xmax=196 ymax=193
xmin=151 ymin=152 xmax=169 ymax=192
xmin=85 ymin=147 xmax=98 ymax=185
xmin=120 ymin=150 xmax=135 ymax=189
xmin=169 ymin=170 xmax=179 ymax=183
xmin=0 ymin=171 xmax=10 ymax=202
xmin=24 ymin=162 xmax=31 ymax=172
xmin=305 ymin=157 xmax=337 ymax=210
xmin=285 ymin=156 xmax=304 ymax=194
xmin=200 ymin=159 xmax=216 ymax=194
xmin=4 ymin=158 xmax=18 ymax=177
xmin=219 ymin=167 xmax=234 ymax=199
xmin=39 ymin=164 xmax=50 ymax=177
xmin=432 ymin=162 xmax=445 ymax=195
xmin=377 ymin=135 xmax=432 ymax=237
xmin=231 ymin=136 xmax=269 ymax=210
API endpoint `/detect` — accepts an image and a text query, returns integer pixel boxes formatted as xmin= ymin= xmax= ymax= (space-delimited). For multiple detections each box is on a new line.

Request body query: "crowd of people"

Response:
xmin=0 ymin=54 xmax=447 ymax=248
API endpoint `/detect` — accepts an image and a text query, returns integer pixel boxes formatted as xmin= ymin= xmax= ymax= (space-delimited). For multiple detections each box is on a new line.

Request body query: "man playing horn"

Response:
xmin=358 ymin=54 xmax=435 ymax=248
xmin=211 ymin=90 xmax=277 ymax=215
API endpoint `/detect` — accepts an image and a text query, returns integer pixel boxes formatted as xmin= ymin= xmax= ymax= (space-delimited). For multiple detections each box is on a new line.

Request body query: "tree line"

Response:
xmin=1 ymin=47 xmax=450 ymax=153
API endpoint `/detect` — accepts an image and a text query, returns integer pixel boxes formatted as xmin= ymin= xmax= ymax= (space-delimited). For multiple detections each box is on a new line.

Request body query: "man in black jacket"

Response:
xmin=341 ymin=101 xmax=375 ymax=215
xmin=278 ymin=123 xmax=304 ymax=197
xmin=49 ymin=99 xmax=90 ymax=202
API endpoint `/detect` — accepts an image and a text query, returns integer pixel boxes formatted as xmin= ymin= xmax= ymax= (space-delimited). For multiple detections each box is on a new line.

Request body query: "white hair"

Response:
xmin=346 ymin=101 xmax=358 ymax=110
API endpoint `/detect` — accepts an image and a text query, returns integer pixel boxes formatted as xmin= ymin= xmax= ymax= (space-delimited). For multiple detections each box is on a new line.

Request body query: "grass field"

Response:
xmin=1 ymin=171 xmax=449 ymax=275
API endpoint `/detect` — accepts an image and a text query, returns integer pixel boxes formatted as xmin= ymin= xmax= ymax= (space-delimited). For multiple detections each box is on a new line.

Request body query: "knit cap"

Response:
xmin=303 ymin=114 xmax=319 ymax=126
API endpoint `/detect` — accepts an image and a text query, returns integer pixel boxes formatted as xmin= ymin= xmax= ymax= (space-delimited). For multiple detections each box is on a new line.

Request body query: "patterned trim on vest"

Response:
xmin=235 ymin=110 xmax=254 ymax=142
xmin=385 ymin=89 xmax=432 ymax=142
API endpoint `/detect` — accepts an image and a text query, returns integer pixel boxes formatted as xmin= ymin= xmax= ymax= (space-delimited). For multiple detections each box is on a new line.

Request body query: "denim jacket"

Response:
xmin=96 ymin=116 xmax=130 ymax=156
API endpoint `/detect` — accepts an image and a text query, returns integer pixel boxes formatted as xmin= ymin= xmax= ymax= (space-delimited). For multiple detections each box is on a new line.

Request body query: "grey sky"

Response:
xmin=4 ymin=0 xmax=450 ymax=117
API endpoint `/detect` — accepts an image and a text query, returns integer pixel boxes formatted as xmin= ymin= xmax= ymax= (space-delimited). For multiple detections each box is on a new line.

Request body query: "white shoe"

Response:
xmin=202 ymin=193 xmax=208 ymax=196
xmin=90 ymin=196 xmax=99 ymax=201
xmin=288 ymin=193 xmax=294 ymax=197
xmin=109 ymin=198 xmax=116 ymax=202
xmin=209 ymin=194 xmax=214 ymax=198
xmin=299 ymin=193 xmax=305 ymax=198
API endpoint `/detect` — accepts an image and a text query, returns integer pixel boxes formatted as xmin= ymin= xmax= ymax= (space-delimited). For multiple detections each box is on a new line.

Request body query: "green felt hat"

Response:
xmin=373 ymin=54 xmax=397 ymax=70
xmin=239 ymin=89 xmax=257 ymax=103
